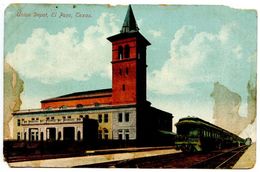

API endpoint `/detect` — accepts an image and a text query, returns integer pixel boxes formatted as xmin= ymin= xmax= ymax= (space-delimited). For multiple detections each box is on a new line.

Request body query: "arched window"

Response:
xmin=124 ymin=45 xmax=130 ymax=58
xmin=118 ymin=46 xmax=123 ymax=60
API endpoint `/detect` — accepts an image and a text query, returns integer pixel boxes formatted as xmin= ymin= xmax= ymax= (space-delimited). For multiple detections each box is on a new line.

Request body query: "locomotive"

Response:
xmin=175 ymin=117 xmax=245 ymax=152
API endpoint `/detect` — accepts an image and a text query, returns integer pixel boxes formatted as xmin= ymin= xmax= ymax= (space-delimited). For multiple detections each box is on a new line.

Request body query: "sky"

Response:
xmin=4 ymin=4 xmax=257 ymax=124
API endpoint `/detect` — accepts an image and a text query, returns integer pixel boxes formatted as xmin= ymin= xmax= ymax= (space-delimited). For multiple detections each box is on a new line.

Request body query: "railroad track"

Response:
xmin=80 ymin=152 xmax=188 ymax=168
xmin=6 ymin=146 xmax=175 ymax=163
xmin=82 ymin=146 xmax=248 ymax=168
xmin=189 ymin=146 xmax=248 ymax=169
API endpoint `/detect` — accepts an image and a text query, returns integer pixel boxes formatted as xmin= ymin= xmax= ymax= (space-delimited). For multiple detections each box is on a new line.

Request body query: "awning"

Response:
xmin=158 ymin=130 xmax=176 ymax=136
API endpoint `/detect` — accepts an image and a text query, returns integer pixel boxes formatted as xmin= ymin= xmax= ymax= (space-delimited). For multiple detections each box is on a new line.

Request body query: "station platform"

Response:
xmin=233 ymin=143 xmax=256 ymax=169
xmin=8 ymin=146 xmax=180 ymax=167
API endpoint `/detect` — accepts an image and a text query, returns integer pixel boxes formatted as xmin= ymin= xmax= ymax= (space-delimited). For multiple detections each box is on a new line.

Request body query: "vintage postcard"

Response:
xmin=3 ymin=4 xmax=256 ymax=168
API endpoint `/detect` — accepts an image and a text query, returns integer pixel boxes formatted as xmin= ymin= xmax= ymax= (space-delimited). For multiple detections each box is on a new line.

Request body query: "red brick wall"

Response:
xmin=41 ymin=96 xmax=112 ymax=109
xmin=111 ymin=37 xmax=139 ymax=105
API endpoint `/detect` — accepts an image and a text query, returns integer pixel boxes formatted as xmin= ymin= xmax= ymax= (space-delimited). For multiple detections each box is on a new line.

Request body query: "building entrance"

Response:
xmin=47 ymin=128 xmax=56 ymax=141
xmin=29 ymin=128 xmax=39 ymax=141
xmin=63 ymin=127 xmax=75 ymax=141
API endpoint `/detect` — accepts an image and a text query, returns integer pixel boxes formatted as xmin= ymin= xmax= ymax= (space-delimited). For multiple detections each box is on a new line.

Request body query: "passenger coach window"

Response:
xmin=189 ymin=129 xmax=199 ymax=137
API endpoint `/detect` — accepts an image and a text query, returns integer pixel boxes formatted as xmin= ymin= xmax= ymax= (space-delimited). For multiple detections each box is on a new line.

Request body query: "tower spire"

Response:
xmin=120 ymin=5 xmax=139 ymax=33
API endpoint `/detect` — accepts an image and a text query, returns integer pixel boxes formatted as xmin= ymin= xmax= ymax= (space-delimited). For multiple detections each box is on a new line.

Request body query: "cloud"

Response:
xmin=148 ymin=29 xmax=162 ymax=37
xmin=6 ymin=13 xmax=120 ymax=84
xmin=148 ymin=23 xmax=249 ymax=95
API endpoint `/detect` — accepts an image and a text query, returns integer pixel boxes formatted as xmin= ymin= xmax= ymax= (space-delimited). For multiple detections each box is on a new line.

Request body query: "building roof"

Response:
xmin=41 ymin=88 xmax=112 ymax=103
xmin=12 ymin=103 xmax=136 ymax=116
xmin=121 ymin=5 xmax=139 ymax=33
xmin=107 ymin=5 xmax=151 ymax=46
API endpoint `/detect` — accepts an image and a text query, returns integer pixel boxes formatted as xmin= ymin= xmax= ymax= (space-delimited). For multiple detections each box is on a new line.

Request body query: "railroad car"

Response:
xmin=175 ymin=117 xmax=245 ymax=152
xmin=245 ymin=137 xmax=252 ymax=146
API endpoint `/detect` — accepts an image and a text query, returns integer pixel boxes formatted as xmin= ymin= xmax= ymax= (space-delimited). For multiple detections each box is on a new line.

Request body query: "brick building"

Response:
xmin=12 ymin=5 xmax=173 ymax=146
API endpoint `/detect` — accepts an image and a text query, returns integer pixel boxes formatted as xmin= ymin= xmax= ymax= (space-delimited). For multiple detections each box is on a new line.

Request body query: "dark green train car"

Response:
xmin=175 ymin=117 xmax=245 ymax=152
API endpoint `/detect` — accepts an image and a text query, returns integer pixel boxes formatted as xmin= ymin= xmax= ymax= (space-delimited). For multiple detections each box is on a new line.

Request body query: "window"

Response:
xmin=80 ymin=115 xmax=83 ymax=118
xmin=125 ymin=113 xmax=129 ymax=122
xmin=98 ymin=130 xmax=102 ymax=139
xmin=119 ymin=68 xmax=122 ymax=75
xmin=67 ymin=116 xmax=71 ymax=119
xmin=118 ymin=130 xmax=123 ymax=140
xmin=36 ymin=118 xmax=39 ymax=120
xmin=32 ymin=118 xmax=35 ymax=120
xmin=17 ymin=132 xmax=21 ymax=140
xmin=24 ymin=132 xmax=27 ymax=140
xmin=138 ymin=52 xmax=141 ymax=59
xmin=51 ymin=116 xmax=55 ymax=120
xmin=124 ymin=45 xmax=130 ymax=58
xmin=126 ymin=67 xmax=129 ymax=75
xmin=104 ymin=129 xmax=109 ymax=140
xmin=118 ymin=113 xmax=123 ymax=122
xmin=62 ymin=116 xmax=66 ymax=120
xmin=122 ymin=84 xmax=125 ymax=91
xmin=104 ymin=114 xmax=108 ymax=123
xmin=17 ymin=119 xmax=21 ymax=126
xmin=36 ymin=131 xmax=39 ymax=141
xmin=118 ymin=46 xmax=123 ymax=60
xmin=98 ymin=114 xmax=102 ymax=123
xmin=85 ymin=115 xmax=89 ymax=119
xmin=125 ymin=129 xmax=129 ymax=140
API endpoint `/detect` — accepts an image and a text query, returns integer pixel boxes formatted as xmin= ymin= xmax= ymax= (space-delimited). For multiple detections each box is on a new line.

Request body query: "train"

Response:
xmin=175 ymin=117 xmax=247 ymax=152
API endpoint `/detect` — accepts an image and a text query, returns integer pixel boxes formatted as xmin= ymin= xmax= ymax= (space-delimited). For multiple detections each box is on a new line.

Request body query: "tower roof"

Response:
xmin=107 ymin=5 xmax=150 ymax=45
xmin=120 ymin=5 xmax=139 ymax=33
